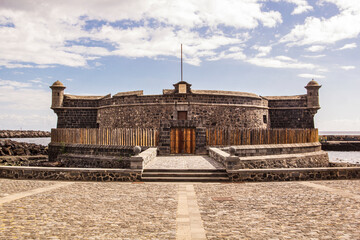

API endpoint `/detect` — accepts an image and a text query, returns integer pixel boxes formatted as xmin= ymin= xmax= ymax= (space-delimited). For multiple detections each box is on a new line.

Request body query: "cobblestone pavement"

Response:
xmin=145 ymin=155 xmax=225 ymax=169
xmin=195 ymin=180 xmax=360 ymax=240
xmin=0 ymin=179 xmax=55 ymax=197
xmin=0 ymin=181 xmax=177 ymax=239
xmin=0 ymin=179 xmax=359 ymax=239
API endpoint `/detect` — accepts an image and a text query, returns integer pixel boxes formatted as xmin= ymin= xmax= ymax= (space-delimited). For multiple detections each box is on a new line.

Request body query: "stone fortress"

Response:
xmin=50 ymin=79 xmax=321 ymax=155
xmin=51 ymin=79 xmax=321 ymax=129
xmin=4 ymin=77 xmax=360 ymax=182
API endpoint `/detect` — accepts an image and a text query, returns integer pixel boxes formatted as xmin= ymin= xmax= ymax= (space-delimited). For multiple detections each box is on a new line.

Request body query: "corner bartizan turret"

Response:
xmin=305 ymin=79 xmax=321 ymax=115
xmin=50 ymin=80 xmax=66 ymax=108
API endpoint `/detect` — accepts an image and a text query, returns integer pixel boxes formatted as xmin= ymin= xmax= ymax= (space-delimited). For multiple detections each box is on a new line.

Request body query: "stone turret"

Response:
xmin=305 ymin=79 xmax=321 ymax=114
xmin=50 ymin=80 xmax=66 ymax=108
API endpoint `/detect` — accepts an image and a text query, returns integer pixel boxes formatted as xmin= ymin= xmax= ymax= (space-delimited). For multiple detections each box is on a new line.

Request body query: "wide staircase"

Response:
xmin=142 ymin=155 xmax=229 ymax=182
xmin=142 ymin=169 xmax=228 ymax=182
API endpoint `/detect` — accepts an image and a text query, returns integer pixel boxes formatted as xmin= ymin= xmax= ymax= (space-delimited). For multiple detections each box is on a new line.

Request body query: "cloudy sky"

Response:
xmin=0 ymin=0 xmax=359 ymax=131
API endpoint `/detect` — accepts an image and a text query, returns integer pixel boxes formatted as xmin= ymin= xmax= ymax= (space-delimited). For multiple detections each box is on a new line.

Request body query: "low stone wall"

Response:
xmin=0 ymin=130 xmax=50 ymax=138
xmin=0 ymin=155 xmax=48 ymax=166
xmin=48 ymin=143 xmax=140 ymax=161
xmin=0 ymin=139 xmax=48 ymax=156
xmin=51 ymin=146 xmax=156 ymax=169
xmin=228 ymin=167 xmax=360 ymax=182
xmin=321 ymin=141 xmax=360 ymax=151
xmin=222 ymin=142 xmax=321 ymax=157
xmin=0 ymin=166 xmax=141 ymax=181
xmin=209 ymin=145 xmax=329 ymax=170
xmin=208 ymin=147 xmax=230 ymax=165
xmin=227 ymin=151 xmax=329 ymax=170
xmin=319 ymin=135 xmax=360 ymax=141
xmin=57 ymin=154 xmax=133 ymax=168
xmin=137 ymin=148 xmax=157 ymax=167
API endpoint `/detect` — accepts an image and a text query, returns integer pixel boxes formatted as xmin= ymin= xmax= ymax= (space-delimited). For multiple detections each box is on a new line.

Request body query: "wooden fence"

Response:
xmin=206 ymin=128 xmax=318 ymax=146
xmin=51 ymin=128 xmax=318 ymax=147
xmin=51 ymin=128 xmax=158 ymax=147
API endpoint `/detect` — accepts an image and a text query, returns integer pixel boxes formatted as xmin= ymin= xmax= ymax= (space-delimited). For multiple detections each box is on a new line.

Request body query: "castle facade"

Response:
xmin=50 ymin=80 xmax=321 ymax=154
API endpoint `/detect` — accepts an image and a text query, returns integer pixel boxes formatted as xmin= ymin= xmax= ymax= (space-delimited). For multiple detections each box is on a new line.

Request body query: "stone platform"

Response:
xmin=1 ymin=179 xmax=359 ymax=239
xmin=145 ymin=155 xmax=225 ymax=170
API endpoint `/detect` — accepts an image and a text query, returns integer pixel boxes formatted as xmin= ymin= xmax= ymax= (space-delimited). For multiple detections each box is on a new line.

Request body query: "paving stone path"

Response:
xmin=0 ymin=179 xmax=359 ymax=239
xmin=145 ymin=155 xmax=225 ymax=169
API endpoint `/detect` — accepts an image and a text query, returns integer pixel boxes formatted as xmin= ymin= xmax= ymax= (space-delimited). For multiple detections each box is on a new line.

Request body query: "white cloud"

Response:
xmin=281 ymin=1 xmax=360 ymax=46
xmin=252 ymin=45 xmax=272 ymax=57
xmin=0 ymin=79 xmax=31 ymax=88
xmin=29 ymin=78 xmax=43 ymax=84
xmin=0 ymin=0 xmax=283 ymax=68
xmin=340 ymin=65 xmax=355 ymax=70
xmin=0 ymin=78 xmax=55 ymax=130
xmin=246 ymin=56 xmax=317 ymax=69
xmin=0 ymin=113 xmax=56 ymax=131
xmin=298 ymin=73 xmax=325 ymax=79
xmin=306 ymin=45 xmax=326 ymax=52
xmin=0 ymin=79 xmax=50 ymax=110
xmin=337 ymin=43 xmax=357 ymax=50
xmin=275 ymin=55 xmax=295 ymax=61
xmin=302 ymin=54 xmax=326 ymax=58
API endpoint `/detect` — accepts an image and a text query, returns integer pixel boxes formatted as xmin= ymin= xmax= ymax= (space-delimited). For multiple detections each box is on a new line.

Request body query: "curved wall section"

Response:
xmin=97 ymin=100 xmax=269 ymax=129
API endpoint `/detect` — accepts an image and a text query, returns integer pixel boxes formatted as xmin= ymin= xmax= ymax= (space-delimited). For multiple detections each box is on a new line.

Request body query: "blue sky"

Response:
xmin=0 ymin=0 xmax=359 ymax=131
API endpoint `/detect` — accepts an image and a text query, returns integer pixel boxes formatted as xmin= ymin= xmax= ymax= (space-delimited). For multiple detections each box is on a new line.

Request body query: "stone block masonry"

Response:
xmin=228 ymin=167 xmax=360 ymax=182
xmin=48 ymin=143 xmax=137 ymax=161
xmin=53 ymin=79 xmax=323 ymax=130
xmin=209 ymin=143 xmax=329 ymax=170
xmin=55 ymin=109 xmax=98 ymax=128
xmin=0 ymin=130 xmax=50 ymax=138
xmin=0 ymin=166 xmax=142 ymax=181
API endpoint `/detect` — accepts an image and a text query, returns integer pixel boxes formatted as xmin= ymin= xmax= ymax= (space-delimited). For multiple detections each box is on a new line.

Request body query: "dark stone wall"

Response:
xmin=321 ymin=141 xmax=360 ymax=151
xmin=228 ymin=167 xmax=360 ymax=182
xmin=269 ymin=109 xmax=314 ymax=128
xmin=98 ymin=104 xmax=268 ymax=129
xmin=54 ymin=91 xmax=316 ymax=130
xmin=98 ymin=105 xmax=173 ymax=128
xmin=0 ymin=166 xmax=142 ymax=181
xmin=48 ymin=143 xmax=137 ymax=161
xmin=55 ymin=109 xmax=98 ymax=128
xmin=190 ymin=105 xmax=268 ymax=128
xmin=267 ymin=97 xmax=314 ymax=128
xmin=63 ymin=98 xmax=100 ymax=107
xmin=268 ymin=98 xmax=307 ymax=108
xmin=103 ymin=94 xmax=264 ymax=105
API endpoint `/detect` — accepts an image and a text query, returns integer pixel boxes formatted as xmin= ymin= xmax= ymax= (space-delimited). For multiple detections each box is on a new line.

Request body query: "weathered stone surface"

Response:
xmin=209 ymin=143 xmax=330 ymax=170
xmin=0 ymin=140 xmax=48 ymax=156
xmin=227 ymin=167 xmax=360 ymax=182
xmin=0 ymin=166 xmax=142 ymax=181
xmin=0 ymin=130 xmax=50 ymax=138
xmin=321 ymin=141 xmax=360 ymax=151
xmin=223 ymin=142 xmax=322 ymax=157
xmin=0 ymin=155 xmax=48 ymax=166
xmin=195 ymin=180 xmax=360 ymax=239
xmin=48 ymin=143 xmax=138 ymax=162
xmin=0 ymin=180 xmax=177 ymax=239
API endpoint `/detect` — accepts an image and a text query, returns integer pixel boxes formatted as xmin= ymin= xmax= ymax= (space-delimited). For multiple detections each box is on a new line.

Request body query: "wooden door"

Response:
xmin=170 ymin=128 xmax=196 ymax=154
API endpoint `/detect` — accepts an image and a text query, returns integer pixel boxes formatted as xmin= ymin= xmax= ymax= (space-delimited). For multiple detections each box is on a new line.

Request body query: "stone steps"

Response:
xmin=142 ymin=169 xmax=229 ymax=182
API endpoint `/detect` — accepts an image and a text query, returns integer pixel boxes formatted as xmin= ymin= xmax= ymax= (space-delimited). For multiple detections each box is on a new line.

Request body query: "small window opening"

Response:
xmin=263 ymin=115 xmax=267 ymax=124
